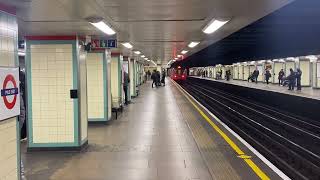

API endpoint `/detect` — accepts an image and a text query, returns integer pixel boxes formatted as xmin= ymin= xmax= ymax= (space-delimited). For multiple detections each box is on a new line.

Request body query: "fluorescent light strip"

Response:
xmin=188 ymin=42 xmax=200 ymax=48
xmin=141 ymin=55 xmax=145 ymax=58
xmin=134 ymin=51 xmax=141 ymax=55
xmin=181 ymin=50 xmax=188 ymax=54
xmin=122 ymin=42 xmax=133 ymax=49
xmin=203 ymin=19 xmax=230 ymax=34
xmin=90 ymin=21 xmax=116 ymax=35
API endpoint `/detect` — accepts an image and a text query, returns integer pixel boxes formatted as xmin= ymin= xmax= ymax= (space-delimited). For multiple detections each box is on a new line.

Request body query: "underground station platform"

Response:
xmin=22 ymin=79 xmax=285 ymax=180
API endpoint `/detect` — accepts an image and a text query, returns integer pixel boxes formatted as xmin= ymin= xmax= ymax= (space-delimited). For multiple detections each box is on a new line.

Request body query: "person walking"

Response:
xmin=278 ymin=69 xmax=285 ymax=85
xmin=296 ymin=68 xmax=302 ymax=90
xmin=265 ymin=69 xmax=271 ymax=84
xmin=287 ymin=68 xmax=295 ymax=90
xmin=151 ymin=70 xmax=157 ymax=88
xmin=161 ymin=70 xmax=166 ymax=86
xmin=123 ymin=71 xmax=130 ymax=105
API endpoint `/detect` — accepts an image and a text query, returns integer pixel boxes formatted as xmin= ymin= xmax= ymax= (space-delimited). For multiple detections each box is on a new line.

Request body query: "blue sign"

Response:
xmin=1 ymin=88 xmax=18 ymax=97
xmin=107 ymin=39 xmax=117 ymax=48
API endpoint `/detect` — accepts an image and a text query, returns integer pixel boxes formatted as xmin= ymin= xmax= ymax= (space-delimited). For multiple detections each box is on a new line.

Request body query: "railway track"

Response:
xmin=180 ymin=80 xmax=320 ymax=180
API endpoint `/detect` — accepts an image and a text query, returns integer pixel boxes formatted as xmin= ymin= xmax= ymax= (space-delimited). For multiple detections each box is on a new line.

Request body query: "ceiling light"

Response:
xmin=141 ymin=55 xmax=145 ymax=58
xmin=147 ymin=60 xmax=150 ymax=62
xmin=121 ymin=42 xmax=133 ymax=49
xmin=177 ymin=55 xmax=182 ymax=58
xmin=173 ymin=60 xmax=176 ymax=62
xmin=181 ymin=50 xmax=188 ymax=54
xmin=134 ymin=51 xmax=141 ymax=55
xmin=188 ymin=42 xmax=200 ymax=48
xmin=203 ymin=19 xmax=230 ymax=34
xmin=144 ymin=57 xmax=148 ymax=60
xmin=90 ymin=21 xmax=116 ymax=35
xmin=174 ymin=57 xmax=178 ymax=60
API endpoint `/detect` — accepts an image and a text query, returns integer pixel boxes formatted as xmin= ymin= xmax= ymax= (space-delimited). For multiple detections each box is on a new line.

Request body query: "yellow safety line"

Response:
xmin=172 ymin=80 xmax=270 ymax=180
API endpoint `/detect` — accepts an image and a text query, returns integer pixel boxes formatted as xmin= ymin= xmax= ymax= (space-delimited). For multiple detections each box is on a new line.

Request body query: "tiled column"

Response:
xmin=130 ymin=58 xmax=136 ymax=97
xmin=298 ymin=58 xmax=311 ymax=87
xmin=87 ymin=50 xmax=111 ymax=123
xmin=122 ymin=56 xmax=131 ymax=103
xmin=25 ymin=36 xmax=88 ymax=151
xmin=110 ymin=53 xmax=123 ymax=108
xmin=0 ymin=6 xmax=20 ymax=180
xmin=312 ymin=60 xmax=320 ymax=89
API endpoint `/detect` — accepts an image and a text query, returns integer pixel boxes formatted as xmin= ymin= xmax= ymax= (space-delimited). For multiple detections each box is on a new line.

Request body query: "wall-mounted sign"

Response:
xmin=0 ymin=67 xmax=20 ymax=121
xmin=92 ymin=39 xmax=117 ymax=49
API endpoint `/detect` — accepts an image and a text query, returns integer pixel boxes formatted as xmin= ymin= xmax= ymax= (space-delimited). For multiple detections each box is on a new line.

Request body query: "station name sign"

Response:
xmin=0 ymin=67 xmax=20 ymax=121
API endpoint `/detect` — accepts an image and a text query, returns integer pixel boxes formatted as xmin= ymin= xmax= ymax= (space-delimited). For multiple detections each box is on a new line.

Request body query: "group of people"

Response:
xmin=248 ymin=68 xmax=302 ymax=90
xmin=201 ymin=69 xmax=232 ymax=81
xmin=149 ymin=70 xmax=166 ymax=88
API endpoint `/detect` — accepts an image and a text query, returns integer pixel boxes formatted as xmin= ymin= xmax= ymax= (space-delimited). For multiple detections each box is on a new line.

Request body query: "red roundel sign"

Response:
xmin=1 ymin=74 xmax=18 ymax=109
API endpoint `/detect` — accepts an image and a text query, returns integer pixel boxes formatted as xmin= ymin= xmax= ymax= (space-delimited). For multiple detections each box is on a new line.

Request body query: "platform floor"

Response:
xmin=22 ymin=79 xmax=281 ymax=180
xmin=192 ymin=76 xmax=320 ymax=100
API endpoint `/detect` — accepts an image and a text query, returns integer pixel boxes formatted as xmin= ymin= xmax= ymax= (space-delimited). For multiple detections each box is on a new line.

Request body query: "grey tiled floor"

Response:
xmin=22 ymin=79 xmax=280 ymax=180
xmin=22 ymin=80 xmax=212 ymax=180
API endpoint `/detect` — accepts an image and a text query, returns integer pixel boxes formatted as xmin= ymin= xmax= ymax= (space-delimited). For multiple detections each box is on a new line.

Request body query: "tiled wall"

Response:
xmin=0 ymin=10 xmax=19 ymax=180
xmin=106 ymin=51 xmax=112 ymax=120
xmin=30 ymin=44 xmax=74 ymax=143
xmin=129 ymin=59 xmax=135 ymax=97
xmin=78 ymin=48 xmax=87 ymax=142
xmin=87 ymin=53 xmax=104 ymax=119
xmin=300 ymin=61 xmax=310 ymax=86
xmin=111 ymin=56 xmax=121 ymax=108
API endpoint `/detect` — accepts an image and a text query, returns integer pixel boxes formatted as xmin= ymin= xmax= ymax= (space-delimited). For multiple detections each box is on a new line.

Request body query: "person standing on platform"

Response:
xmin=151 ymin=70 xmax=157 ymax=88
xmin=156 ymin=71 xmax=161 ymax=87
xmin=287 ymin=68 xmax=295 ymax=90
xmin=265 ymin=69 xmax=271 ymax=84
xmin=226 ymin=70 xmax=231 ymax=81
xmin=278 ymin=69 xmax=285 ymax=85
xmin=296 ymin=68 xmax=302 ymax=90
xmin=123 ymin=71 xmax=130 ymax=105
xmin=253 ymin=68 xmax=259 ymax=83
xmin=161 ymin=70 xmax=166 ymax=86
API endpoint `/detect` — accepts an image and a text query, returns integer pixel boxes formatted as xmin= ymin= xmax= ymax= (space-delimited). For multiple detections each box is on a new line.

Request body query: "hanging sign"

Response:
xmin=0 ymin=67 xmax=20 ymax=121
xmin=92 ymin=39 xmax=117 ymax=49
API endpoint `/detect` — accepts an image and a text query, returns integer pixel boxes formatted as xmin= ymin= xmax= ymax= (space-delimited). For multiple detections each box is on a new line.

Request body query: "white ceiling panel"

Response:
xmin=1 ymin=0 xmax=294 ymax=65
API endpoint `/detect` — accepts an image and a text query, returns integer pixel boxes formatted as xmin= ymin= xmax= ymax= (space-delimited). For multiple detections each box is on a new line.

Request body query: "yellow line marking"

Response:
xmin=172 ymin=80 xmax=270 ymax=180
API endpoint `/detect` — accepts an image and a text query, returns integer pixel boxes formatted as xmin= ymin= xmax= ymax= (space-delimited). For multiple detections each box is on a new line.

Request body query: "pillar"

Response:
xmin=312 ymin=59 xmax=320 ymax=89
xmin=110 ymin=53 xmax=123 ymax=108
xmin=86 ymin=50 xmax=111 ymax=123
xmin=123 ymin=56 xmax=131 ymax=103
xmin=0 ymin=6 xmax=20 ymax=180
xmin=25 ymin=36 xmax=88 ymax=151
xmin=130 ymin=58 xmax=137 ymax=98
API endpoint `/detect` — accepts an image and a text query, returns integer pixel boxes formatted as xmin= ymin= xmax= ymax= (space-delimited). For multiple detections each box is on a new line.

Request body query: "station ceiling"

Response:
xmin=2 ymin=0 xmax=292 ymax=65
xmin=175 ymin=0 xmax=320 ymax=68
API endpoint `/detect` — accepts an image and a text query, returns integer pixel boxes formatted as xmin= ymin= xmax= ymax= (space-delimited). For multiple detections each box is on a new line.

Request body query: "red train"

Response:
xmin=170 ymin=66 xmax=187 ymax=81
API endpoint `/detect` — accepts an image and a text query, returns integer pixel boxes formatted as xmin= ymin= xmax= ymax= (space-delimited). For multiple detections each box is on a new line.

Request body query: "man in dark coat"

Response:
xmin=278 ymin=69 xmax=285 ymax=85
xmin=296 ymin=68 xmax=302 ymax=90
xmin=287 ymin=68 xmax=296 ymax=90
xmin=123 ymin=71 xmax=130 ymax=105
